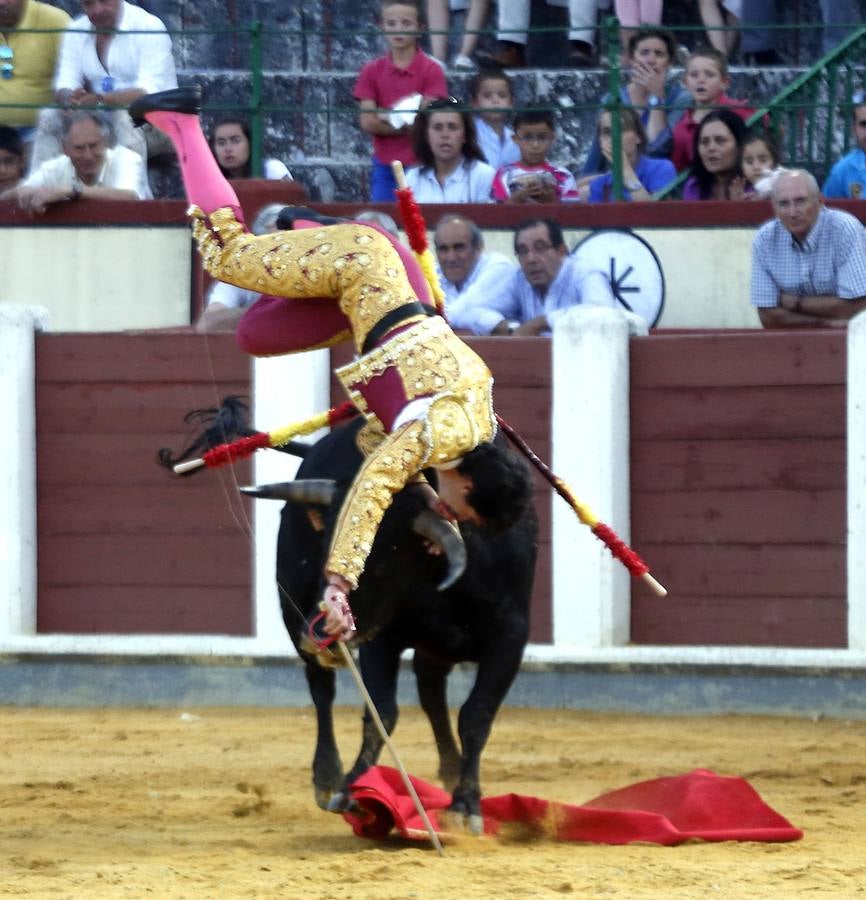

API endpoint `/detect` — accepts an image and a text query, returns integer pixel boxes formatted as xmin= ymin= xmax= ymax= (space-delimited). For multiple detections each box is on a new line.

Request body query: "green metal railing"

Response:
xmin=3 ymin=18 xmax=864 ymax=193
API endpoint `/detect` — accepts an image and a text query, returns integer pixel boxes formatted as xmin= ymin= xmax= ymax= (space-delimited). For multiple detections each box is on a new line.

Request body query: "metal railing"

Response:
xmin=2 ymin=17 xmax=864 ymax=195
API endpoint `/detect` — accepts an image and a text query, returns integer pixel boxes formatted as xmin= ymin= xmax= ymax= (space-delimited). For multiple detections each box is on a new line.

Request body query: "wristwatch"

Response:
xmin=626 ymin=180 xmax=643 ymax=192
xmin=505 ymin=320 xmax=520 ymax=334
xmin=647 ymin=94 xmax=661 ymax=108
xmin=67 ymin=185 xmax=82 ymax=201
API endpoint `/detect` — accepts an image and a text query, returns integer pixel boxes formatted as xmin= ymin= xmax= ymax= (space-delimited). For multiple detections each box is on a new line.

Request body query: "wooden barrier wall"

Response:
xmin=36 ymin=333 xmax=254 ymax=634
xmin=33 ymin=330 xmax=849 ymax=649
xmin=629 ymin=330 xmax=847 ymax=648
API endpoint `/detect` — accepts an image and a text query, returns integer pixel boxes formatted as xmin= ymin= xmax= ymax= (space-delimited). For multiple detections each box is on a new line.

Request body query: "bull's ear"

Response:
xmin=240 ymin=479 xmax=337 ymax=505
xmin=412 ymin=510 xmax=467 ymax=590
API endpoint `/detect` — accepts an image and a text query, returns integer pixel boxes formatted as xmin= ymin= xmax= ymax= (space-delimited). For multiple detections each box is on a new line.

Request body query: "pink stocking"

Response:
xmin=144 ymin=110 xmax=242 ymax=218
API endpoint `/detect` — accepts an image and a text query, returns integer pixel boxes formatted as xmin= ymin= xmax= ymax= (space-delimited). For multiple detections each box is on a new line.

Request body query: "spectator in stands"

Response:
xmin=738 ymin=1 xmax=783 ymax=66
xmin=354 ymin=0 xmax=448 ymax=202
xmin=583 ymin=108 xmax=675 ymax=202
xmin=470 ymin=68 xmax=521 ymax=171
xmin=697 ymin=0 xmax=740 ymax=62
xmin=405 ymin=96 xmax=495 ymax=201
xmin=741 ymin=127 xmax=782 ymax=196
xmin=475 ymin=0 xmax=600 ymax=69
xmin=1 ymin=110 xmax=149 ymax=213
xmin=671 ymin=46 xmax=753 ymax=171
xmin=492 ymin=108 xmax=578 ymax=202
xmin=207 ymin=115 xmax=293 ymax=182
xmin=196 ymin=203 xmax=284 ymax=333
xmin=822 ymin=98 xmax=866 ymax=200
xmin=751 ymin=169 xmax=866 ymax=327
xmin=478 ymin=218 xmax=616 ymax=335
xmin=433 ymin=213 xmax=515 ymax=333
xmin=0 ymin=124 xmax=25 ymax=192
xmin=613 ymin=1 xmax=663 ymax=65
xmin=581 ymin=27 xmax=690 ymax=178
xmin=817 ymin=1 xmax=860 ymax=56
xmin=28 ymin=0 xmax=177 ymax=174
xmin=0 ymin=0 xmax=70 ymax=143
xmin=355 ymin=209 xmax=401 ymax=236
xmin=426 ymin=0 xmax=490 ymax=70
xmin=683 ymin=108 xmax=751 ymax=200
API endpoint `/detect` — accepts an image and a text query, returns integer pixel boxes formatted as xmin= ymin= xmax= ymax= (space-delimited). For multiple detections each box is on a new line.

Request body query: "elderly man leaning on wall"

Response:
xmin=433 ymin=213 xmax=516 ymax=335
xmin=1 ymin=109 xmax=149 ymax=213
xmin=750 ymin=169 xmax=866 ymax=329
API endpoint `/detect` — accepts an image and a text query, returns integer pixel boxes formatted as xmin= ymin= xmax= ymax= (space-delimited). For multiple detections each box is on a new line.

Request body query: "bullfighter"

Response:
xmin=130 ymin=87 xmax=531 ymax=642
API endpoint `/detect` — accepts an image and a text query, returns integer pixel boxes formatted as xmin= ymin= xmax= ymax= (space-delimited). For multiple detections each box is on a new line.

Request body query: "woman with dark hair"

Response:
xmin=208 ymin=114 xmax=292 ymax=181
xmin=581 ymin=26 xmax=690 ymax=177
xmin=584 ymin=108 xmax=675 ymax=202
xmin=405 ymin=97 xmax=495 ymax=202
xmin=683 ymin=108 xmax=752 ymax=201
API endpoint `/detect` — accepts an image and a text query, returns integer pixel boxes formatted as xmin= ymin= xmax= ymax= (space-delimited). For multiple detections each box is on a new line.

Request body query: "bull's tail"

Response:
xmin=157 ymin=395 xmax=311 ymax=476
xmin=157 ymin=396 xmax=254 ymax=475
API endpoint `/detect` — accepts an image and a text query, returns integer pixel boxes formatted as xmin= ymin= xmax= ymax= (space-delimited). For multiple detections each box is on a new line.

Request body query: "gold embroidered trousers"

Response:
xmin=190 ymin=206 xmax=427 ymax=353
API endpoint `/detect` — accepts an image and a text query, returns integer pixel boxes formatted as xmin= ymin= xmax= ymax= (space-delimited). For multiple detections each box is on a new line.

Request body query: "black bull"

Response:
xmin=161 ymin=405 xmax=538 ymax=825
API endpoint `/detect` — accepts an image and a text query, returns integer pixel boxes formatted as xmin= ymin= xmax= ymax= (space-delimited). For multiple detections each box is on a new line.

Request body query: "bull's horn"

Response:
xmin=240 ymin=479 xmax=337 ymax=505
xmin=412 ymin=510 xmax=467 ymax=591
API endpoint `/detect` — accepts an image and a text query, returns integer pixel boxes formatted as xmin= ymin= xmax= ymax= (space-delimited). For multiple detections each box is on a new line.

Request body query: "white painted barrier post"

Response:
xmin=0 ymin=305 xmax=49 ymax=638
xmin=252 ymin=350 xmax=332 ymax=649
xmin=848 ymin=311 xmax=866 ymax=650
xmin=551 ymin=307 xmax=647 ymax=649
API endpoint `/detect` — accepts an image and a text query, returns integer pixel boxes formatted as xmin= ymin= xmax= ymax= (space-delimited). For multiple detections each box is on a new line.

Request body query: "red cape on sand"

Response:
xmin=344 ymin=767 xmax=803 ymax=845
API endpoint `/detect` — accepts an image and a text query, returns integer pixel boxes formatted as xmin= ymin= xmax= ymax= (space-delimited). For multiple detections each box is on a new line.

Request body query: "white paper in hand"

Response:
xmin=387 ymin=93 xmax=422 ymax=129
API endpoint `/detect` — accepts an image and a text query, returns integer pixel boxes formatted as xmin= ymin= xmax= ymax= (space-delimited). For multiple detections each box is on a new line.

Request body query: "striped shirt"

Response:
xmin=750 ymin=207 xmax=866 ymax=308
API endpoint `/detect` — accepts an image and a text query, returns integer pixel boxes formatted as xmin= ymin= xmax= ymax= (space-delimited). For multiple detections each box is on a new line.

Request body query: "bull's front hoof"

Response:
xmin=446 ymin=787 xmax=484 ymax=835
xmin=466 ymin=813 xmax=484 ymax=835
xmin=439 ymin=808 xmax=485 ymax=836
xmin=326 ymin=790 xmax=359 ymax=814
xmin=314 ymin=786 xmax=334 ymax=811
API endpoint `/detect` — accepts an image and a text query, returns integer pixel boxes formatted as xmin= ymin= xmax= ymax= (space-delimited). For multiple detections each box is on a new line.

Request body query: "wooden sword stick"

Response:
xmin=335 ymin=641 xmax=445 ymax=856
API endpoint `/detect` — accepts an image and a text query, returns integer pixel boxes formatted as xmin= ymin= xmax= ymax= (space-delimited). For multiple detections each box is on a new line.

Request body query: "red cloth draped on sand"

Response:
xmin=343 ymin=767 xmax=803 ymax=845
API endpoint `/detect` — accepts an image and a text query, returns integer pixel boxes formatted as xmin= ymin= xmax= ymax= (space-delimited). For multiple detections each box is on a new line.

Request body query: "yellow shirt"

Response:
xmin=0 ymin=0 xmax=70 ymax=127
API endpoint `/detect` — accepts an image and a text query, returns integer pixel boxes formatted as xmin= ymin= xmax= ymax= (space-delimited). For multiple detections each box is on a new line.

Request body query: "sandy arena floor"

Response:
xmin=1 ymin=706 xmax=864 ymax=899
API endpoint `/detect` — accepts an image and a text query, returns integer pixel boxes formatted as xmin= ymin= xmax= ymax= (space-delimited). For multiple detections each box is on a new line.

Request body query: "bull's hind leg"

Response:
xmin=451 ymin=635 xmax=526 ymax=834
xmin=413 ymin=652 xmax=461 ymax=789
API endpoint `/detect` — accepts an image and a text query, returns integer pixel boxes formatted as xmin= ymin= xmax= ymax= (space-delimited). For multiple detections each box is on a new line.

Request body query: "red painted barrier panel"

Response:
xmin=629 ymin=331 xmax=847 ymax=648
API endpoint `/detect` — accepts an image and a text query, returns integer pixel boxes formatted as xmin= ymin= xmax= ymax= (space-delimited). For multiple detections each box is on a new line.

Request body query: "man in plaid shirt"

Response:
xmin=751 ymin=169 xmax=866 ymax=328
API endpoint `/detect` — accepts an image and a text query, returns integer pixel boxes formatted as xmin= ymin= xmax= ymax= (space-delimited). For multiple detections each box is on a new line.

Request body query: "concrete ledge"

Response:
xmin=3 ymin=652 xmax=866 ymax=718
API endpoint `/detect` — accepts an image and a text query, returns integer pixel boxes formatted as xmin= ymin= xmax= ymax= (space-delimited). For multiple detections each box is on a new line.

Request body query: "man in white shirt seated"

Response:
xmin=29 ymin=0 xmax=178 ymax=173
xmin=434 ymin=214 xmax=516 ymax=335
xmin=2 ymin=110 xmax=149 ymax=213
xmin=482 ymin=218 xmax=616 ymax=336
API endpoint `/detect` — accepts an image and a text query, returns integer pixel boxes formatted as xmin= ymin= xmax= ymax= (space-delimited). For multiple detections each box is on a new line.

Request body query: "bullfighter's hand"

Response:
xmin=321 ymin=575 xmax=356 ymax=641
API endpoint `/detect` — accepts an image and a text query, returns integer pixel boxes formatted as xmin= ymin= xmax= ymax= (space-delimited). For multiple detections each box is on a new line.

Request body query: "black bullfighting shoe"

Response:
xmin=276 ymin=206 xmax=346 ymax=230
xmin=129 ymin=85 xmax=202 ymax=127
